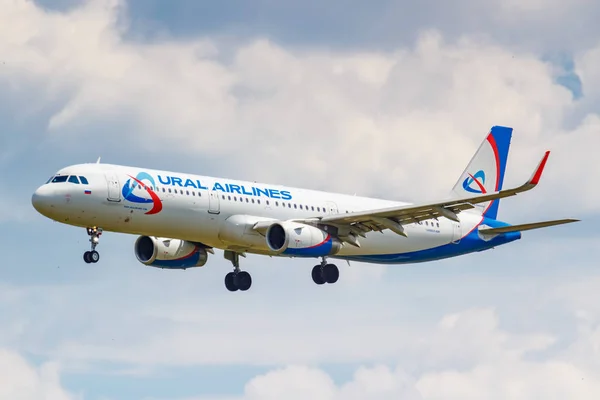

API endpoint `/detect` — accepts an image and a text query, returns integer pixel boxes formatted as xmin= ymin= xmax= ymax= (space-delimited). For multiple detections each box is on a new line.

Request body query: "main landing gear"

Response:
xmin=220 ymin=253 xmax=339 ymax=291
xmin=224 ymin=250 xmax=252 ymax=292
xmin=312 ymin=258 xmax=339 ymax=285
xmin=83 ymin=227 xmax=102 ymax=264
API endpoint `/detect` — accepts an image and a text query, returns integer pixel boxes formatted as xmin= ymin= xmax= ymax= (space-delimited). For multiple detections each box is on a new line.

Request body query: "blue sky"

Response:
xmin=1 ymin=0 xmax=600 ymax=399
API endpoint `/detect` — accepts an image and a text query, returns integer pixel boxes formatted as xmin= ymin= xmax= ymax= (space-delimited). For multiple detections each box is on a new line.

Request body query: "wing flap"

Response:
xmin=478 ymin=218 xmax=579 ymax=235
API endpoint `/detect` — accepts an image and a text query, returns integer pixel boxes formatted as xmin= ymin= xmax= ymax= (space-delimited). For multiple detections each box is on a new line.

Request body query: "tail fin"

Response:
xmin=451 ymin=126 xmax=513 ymax=220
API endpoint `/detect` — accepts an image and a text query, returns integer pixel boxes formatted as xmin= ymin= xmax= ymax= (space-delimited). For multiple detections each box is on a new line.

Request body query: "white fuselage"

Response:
xmin=32 ymin=163 xmax=489 ymax=264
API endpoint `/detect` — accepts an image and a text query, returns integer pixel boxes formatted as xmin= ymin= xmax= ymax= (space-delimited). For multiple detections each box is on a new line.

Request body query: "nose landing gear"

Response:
xmin=83 ymin=227 xmax=102 ymax=264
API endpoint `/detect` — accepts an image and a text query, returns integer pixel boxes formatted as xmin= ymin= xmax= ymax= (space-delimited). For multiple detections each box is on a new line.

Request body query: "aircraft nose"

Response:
xmin=31 ymin=185 xmax=53 ymax=214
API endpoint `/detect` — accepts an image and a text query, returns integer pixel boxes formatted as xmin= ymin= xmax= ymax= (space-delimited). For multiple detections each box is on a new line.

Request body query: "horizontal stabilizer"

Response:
xmin=479 ymin=218 xmax=579 ymax=236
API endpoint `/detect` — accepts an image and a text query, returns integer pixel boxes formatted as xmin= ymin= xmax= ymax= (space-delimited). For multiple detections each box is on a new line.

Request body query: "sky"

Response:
xmin=1 ymin=0 xmax=599 ymax=398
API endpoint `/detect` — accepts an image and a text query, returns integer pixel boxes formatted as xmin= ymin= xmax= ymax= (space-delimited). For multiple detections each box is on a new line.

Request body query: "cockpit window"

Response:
xmin=68 ymin=175 xmax=80 ymax=184
xmin=46 ymin=176 xmax=55 ymax=184
xmin=51 ymin=175 xmax=69 ymax=183
xmin=79 ymin=176 xmax=89 ymax=184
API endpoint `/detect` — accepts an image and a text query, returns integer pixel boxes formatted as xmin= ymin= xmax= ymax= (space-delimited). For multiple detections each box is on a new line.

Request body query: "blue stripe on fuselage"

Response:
xmin=336 ymin=217 xmax=521 ymax=264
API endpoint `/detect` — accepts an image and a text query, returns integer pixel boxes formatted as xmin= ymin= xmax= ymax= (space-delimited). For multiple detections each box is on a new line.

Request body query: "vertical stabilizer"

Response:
xmin=451 ymin=126 xmax=513 ymax=220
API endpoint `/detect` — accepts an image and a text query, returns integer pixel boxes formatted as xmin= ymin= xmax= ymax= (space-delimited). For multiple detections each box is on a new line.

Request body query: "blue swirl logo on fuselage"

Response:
xmin=122 ymin=172 xmax=163 ymax=215
xmin=462 ymin=170 xmax=487 ymax=194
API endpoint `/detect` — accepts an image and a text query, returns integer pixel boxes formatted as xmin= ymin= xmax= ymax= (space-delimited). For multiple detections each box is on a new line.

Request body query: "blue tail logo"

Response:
xmin=462 ymin=170 xmax=487 ymax=194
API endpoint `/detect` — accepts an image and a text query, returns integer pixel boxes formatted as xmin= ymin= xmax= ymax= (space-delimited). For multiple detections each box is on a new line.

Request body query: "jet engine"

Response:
xmin=266 ymin=221 xmax=342 ymax=256
xmin=134 ymin=236 xmax=209 ymax=269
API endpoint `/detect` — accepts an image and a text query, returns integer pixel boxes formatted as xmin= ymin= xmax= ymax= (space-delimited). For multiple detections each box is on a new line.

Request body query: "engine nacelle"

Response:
xmin=266 ymin=221 xmax=342 ymax=257
xmin=134 ymin=236 xmax=208 ymax=269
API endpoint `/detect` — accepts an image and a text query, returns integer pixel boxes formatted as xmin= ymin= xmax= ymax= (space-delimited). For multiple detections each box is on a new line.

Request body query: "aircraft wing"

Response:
xmin=297 ymin=151 xmax=551 ymax=239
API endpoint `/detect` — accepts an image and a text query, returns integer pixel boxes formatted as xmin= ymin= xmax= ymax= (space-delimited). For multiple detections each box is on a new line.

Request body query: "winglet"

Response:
xmin=528 ymin=151 xmax=550 ymax=186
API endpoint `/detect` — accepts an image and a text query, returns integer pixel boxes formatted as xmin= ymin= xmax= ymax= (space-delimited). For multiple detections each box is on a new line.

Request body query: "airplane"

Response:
xmin=31 ymin=126 xmax=578 ymax=292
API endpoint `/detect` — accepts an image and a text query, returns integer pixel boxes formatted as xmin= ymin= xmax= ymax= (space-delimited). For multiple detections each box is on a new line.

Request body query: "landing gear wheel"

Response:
xmin=223 ymin=251 xmax=252 ymax=292
xmin=323 ymin=264 xmax=339 ymax=284
xmin=312 ymin=258 xmax=340 ymax=285
xmin=83 ymin=251 xmax=92 ymax=264
xmin=89 ymin=250 xmax=100 ymax=263
xmin=225 ymin=272 xmax=238 ymax=292
xmin=312 ymin=265 xmax=326 ymax=285
xmin=235 ymin=271 xmax=252 ymax=291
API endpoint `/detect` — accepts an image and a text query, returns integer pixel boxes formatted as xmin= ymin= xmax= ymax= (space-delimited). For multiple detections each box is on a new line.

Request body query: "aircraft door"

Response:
xmin=208 ymin=191 xmax=220 ymax=214
xmin=105 ymin=172 xmax=121 ymax=202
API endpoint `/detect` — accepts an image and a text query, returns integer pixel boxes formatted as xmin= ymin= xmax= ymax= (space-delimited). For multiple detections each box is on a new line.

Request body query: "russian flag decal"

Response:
xmin=84 ymin=190 xmax=92 ymax=195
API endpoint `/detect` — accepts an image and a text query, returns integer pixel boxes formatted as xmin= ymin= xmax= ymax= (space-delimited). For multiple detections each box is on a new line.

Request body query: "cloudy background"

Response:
xmin=1 ymin=0 xmax=599 ymax=398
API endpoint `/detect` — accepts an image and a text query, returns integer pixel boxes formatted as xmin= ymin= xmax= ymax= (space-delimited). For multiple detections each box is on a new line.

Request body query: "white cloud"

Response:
xmin=172 ymin=307 xmax=600 ymax=400
xmin=2 ymin=233 xmax=598 ymax=387
xmin=239 ymin=364 xmax=422 ymax=400
xmin=1 ymin=1 xmax=600 ymax=399
xmin=0 ymin=349 xmax=77 ymax=400
xmin=1 ymin=0 xmax=598 ymax=214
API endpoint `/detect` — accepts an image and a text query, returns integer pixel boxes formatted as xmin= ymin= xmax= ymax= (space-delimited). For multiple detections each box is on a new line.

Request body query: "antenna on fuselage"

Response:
xmin=96 ymin=157 xmax=101 ymax=164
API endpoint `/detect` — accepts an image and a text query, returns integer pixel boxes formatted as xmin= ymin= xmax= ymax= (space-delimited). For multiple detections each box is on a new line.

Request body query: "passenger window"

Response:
xmin=79 ymin=176 xmax=89 ymax=184
xmin=68 ymin=175 xmax=80 ymax=184
xmin=266 ymin=201 xmax=270 ymax=205
xmin=246 ymin=198 xmax=249 ymax=203
xmin=257 ymin=200 xmax=261 ymax=204
xmin=168 ymin=188 xmax=172 ymax=193
xmin=186 ymin=190 xmax=190 ymax=195
xmin=51 ymin=175 xmax=68 ymax=183
xmin=252 ymin=199 xmax=255 ymax=204
xmin=276 ymin=202 xmax=279 ymax=206
xmin=311 ymin=206 xmax=314 ymax=211
xmin=228 ymin=196 xmax=231 ymax=200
